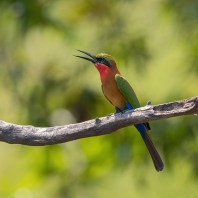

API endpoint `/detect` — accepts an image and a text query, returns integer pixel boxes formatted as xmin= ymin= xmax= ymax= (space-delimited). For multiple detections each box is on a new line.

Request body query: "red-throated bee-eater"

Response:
xmin=75 ymin=50 xmax=164 ymax=171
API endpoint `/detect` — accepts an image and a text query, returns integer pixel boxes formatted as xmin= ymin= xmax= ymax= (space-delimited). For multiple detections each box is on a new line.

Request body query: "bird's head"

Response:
xmin=75 ymin=50 xmax=118 ymax=79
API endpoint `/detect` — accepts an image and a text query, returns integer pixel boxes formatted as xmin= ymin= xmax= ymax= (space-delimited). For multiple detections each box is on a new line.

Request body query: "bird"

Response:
xmin=75 ymin=49 xmax=164 ymax=171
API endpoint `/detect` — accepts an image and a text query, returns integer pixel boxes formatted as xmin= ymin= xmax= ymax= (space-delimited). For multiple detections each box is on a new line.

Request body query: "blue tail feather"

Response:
xmin=125 ymin=103 xmax=164 ymax=171
xmin=125 ymin=103 xmax=146 ymax=140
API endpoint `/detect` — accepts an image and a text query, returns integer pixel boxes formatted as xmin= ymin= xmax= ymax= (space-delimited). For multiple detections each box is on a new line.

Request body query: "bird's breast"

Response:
xmin=102 ymin=75 xmax=127 ymax=110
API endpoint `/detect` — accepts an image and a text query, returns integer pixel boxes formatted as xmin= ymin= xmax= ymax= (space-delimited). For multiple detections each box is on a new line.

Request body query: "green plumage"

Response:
xmin=115 ymin=74 xmax=140 ymax=109
xmin=75 ymin=50 xmax=164 ymax=171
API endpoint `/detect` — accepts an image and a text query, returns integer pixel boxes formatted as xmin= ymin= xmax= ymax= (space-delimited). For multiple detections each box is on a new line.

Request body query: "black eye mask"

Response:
xmin=96 ymin=58 xmax=111 ymax=68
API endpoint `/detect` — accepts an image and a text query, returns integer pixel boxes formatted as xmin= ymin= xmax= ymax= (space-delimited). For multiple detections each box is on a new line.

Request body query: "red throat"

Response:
xmin=95 ymin=63 xmax=110 ymax=80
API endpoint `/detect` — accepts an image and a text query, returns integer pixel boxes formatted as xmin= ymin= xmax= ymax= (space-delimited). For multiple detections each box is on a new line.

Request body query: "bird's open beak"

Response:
xmin=74 ymin=50 xmax=97 ymax=64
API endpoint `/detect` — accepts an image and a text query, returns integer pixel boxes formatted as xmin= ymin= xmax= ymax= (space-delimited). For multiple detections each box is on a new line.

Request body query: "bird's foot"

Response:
xmin=121 ymin=109 xmax=128 ymax=114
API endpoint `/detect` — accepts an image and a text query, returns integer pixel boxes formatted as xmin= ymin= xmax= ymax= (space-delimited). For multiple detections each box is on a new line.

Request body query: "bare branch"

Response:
xmin=0 ymin=96 xmax=197 ymax=146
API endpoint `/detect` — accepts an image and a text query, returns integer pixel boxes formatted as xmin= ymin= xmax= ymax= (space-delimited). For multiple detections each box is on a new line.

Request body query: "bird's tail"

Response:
xmin=143 ymin=131 xmax=164 ymax=172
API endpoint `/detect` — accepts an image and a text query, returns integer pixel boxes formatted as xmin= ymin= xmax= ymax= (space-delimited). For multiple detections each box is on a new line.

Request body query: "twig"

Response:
xmin=0 ymin=96 xmax=197 ymax=146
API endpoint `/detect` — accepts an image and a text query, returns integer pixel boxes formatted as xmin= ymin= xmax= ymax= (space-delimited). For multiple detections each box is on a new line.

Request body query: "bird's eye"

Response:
xmin=97 ymin=58 xmax=110 ymax=67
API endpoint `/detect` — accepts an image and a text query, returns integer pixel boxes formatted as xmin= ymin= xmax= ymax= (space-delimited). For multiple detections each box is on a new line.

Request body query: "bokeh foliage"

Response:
xmin=0 ymin=0 xmax=198 ymax=197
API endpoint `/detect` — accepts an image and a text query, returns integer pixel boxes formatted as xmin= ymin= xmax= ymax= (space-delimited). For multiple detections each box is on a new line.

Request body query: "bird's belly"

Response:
xmin=102 ymin=84 xmax=126 ymax=110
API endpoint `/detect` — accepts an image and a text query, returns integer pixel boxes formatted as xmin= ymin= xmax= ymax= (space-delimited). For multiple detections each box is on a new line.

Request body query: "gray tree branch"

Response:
xmin=0 ymin=96 xmax=197 ymax=146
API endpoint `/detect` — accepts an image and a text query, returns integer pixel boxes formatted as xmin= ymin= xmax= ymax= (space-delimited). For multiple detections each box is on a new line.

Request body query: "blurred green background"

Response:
xmin=0 ymin=0 xmax=198 ymax=197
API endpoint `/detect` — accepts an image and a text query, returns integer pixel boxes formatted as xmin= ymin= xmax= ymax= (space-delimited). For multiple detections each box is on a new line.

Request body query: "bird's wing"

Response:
xmin=115 ymin=74 xmax=140 ymax=109
xmin=115 ymin=74 xmax=151 ymax=130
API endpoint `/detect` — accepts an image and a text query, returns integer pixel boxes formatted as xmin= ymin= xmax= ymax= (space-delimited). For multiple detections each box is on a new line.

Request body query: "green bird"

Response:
xmin=75 ymin=50 xmax=164 ymax=171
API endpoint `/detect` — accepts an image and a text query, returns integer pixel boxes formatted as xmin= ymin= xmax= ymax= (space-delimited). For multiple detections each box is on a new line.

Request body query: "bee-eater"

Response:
xmin=75 ymin=50 xmax=164 ymax=171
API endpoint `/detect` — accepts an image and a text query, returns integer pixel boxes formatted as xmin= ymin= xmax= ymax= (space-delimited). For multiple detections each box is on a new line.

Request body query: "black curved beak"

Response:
xmin=74 ymin=50 xmax=97 ymax=64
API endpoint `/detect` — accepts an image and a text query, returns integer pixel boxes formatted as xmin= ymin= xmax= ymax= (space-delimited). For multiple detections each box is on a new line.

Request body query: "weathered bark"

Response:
xmin=0 ymin=96 xmax=197 ymax=146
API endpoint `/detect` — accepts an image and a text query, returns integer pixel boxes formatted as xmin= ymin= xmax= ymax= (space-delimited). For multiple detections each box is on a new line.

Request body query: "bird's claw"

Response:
xmin=121 ymin=109 xmax=127 ymax=113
